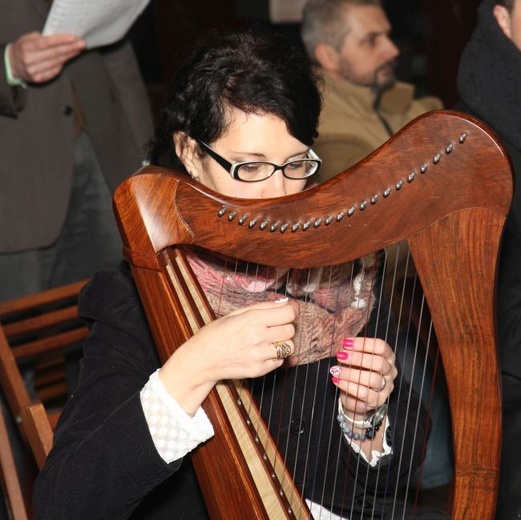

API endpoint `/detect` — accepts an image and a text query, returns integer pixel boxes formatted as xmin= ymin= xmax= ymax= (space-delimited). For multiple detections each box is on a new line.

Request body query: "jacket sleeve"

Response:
xmin=99 ymin=38 xmax=153 ymax=159
xmin=496 ymin=143 xmax=521 ymax=380
xmin=33 ymin=266 xmax=184 ymax=520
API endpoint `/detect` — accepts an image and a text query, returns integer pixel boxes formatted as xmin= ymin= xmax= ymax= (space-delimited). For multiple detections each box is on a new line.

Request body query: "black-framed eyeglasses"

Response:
xmin=196 ymin=139 xmax=322 ymax=183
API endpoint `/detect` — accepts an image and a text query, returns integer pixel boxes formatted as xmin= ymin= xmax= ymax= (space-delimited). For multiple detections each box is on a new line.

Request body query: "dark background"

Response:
xmin=130 ymin=0 xmax=483 ymax=117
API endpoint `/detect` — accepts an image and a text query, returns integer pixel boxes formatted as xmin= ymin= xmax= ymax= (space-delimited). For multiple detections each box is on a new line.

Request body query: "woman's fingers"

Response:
xmin=332 ymin=336 xmax=398 ymax=413
xmin=173 ymin=300 xmax=299 ymax=382
xmin=338 ymin=337 xmax=395 ymax=374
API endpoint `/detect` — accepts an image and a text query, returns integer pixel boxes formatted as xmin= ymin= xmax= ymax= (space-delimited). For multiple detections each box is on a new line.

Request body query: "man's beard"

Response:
xmin=370 ymin=59 xmax=398 ymax=93
xmin=342 ymin=59 xmax=398 ymax=92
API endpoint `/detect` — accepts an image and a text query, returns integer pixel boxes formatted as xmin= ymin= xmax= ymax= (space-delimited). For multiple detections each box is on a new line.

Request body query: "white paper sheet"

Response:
xmin=43 ymin=0 xmax=150 ymax=48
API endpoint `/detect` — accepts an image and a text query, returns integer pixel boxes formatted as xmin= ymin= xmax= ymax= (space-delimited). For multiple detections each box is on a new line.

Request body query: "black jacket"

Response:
xmin=456 ymin=0 xmax=521 ymax=517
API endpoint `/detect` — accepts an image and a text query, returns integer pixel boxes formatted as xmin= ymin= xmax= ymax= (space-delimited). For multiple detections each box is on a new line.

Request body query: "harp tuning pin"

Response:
xmin=260 ymin=220 xmax=268 ymax=230
xmin=395 ymin=180 xmax=404 ymax=190
xmin=347 ymin=206 xmax=356 ymax=216
xmin=313 ymin=218 xmax=322 ymax=228
xmin=238 ymin=215 xmax=248 ymax=225
xmin=433 ymin=152 xmax=442 ymax=164
xmin=459 ymin=132 xmax=468 ymax=143
xmin=227 ymin=210 xmax=237 ymax=221
xmin=336 ymin=212 xmax=345 ymax=221
xmin=383 ymin=187 xmax=392 ymax=197
xmin=359 ymin=200 xmax=368 ymax=210
xmin=325 ymin=216 xmax=334 ymax=225
xmin=291 ymin=222 xmax=300 ymax=232
xmin=218 ymin=206 xmax=227 ymax=217
xmin=269 ymin=222 xmax=279 ymax=232
xmin=280 ymin=222 xmax=290 ymax=233
xmin=446 ymin=143 xmax=454 ymax=154
xmin=302 ymin=221 xmax=311 ymax=231
xmin=407 ymin=172 xmax=416 ymax=183
xmin=370 ymin=194 xmax=379 ymax=204
xmin=420 ymin=163 xmax=428 ymax=173
xmin=248 ymin=218 xmax=257 ymax=229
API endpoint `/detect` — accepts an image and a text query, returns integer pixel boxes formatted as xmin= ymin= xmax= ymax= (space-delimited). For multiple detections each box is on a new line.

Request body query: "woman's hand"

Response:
xmin=330 ymin=337 xmax=397 ymax=419
xmin=7 ymin=32 xmax=86 ymax=84
xmin=159 ymin=298 xmax=298 ymax=415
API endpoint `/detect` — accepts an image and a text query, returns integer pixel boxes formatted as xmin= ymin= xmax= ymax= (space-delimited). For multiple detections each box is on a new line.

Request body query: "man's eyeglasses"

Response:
xmin=196 ymin=139 xmax=321 ymax=183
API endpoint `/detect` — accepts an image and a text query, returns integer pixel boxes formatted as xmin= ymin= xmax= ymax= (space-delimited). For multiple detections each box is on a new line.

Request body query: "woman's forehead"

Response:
xmin=217 ymin=110 xmax=300 ymax=152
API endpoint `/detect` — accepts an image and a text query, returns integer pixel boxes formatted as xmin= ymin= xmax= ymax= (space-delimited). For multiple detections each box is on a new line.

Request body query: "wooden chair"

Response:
xmin=0 ymin=402 xmax=29 ymax=520
xmin=0 ymin=279 xmax=89 ymax=517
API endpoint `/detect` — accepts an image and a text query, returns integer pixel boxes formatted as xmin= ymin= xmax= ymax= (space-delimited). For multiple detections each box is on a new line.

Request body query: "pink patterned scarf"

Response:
xmin=186 ymin=250 xmax=379 ymax=366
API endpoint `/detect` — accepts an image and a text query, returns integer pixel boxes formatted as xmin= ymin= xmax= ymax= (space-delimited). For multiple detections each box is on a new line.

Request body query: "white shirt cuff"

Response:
xmin=140 ymin=369 xmax=214 ymax=463
xmin=344 ymin=415 xmax=392 ymax=466
xmin=4 ymin=44 xmax=27 ymax=88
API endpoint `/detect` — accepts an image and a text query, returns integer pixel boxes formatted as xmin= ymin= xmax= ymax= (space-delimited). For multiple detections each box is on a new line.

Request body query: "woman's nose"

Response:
xmin=259 ymin=170 xmax=288 ymax=198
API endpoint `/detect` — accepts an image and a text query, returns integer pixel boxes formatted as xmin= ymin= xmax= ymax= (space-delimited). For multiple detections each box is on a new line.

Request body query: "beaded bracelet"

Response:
xmin=337 ymin=399 xmax=387 ymax=441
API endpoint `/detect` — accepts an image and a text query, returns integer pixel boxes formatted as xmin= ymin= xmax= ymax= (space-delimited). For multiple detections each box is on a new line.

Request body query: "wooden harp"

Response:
xmin=113 ymin=110 xmax=512 ymax=519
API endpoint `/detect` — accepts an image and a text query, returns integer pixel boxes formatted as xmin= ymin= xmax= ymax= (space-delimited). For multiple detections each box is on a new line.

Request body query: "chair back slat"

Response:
xmin=0 ymin=279 xmax=89 ymax=518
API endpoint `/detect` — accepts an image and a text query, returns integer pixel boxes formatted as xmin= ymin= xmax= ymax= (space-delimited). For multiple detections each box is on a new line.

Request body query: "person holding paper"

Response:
xmin=0 ymin=0 xmax=153 ymax=302
xmin=6 ymin=31 xmax=86 ymax=84
xmin=0 ymin=2 xmax=153 ymax=518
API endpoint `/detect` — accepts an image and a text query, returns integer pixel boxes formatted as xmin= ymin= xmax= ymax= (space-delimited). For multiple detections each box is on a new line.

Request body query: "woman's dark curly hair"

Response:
xmin=149 ymin=30 xmax=322 ymax=171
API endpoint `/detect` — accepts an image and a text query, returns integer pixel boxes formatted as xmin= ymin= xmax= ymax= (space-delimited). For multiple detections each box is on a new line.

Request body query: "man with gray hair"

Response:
xmin=301 ymin=0 xmax=442 ymax=181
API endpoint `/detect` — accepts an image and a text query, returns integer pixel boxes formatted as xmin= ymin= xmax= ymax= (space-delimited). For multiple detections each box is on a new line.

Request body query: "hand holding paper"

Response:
xmin=8 ymin=32 xmax=86 ymax=84
xmin=43 ymin=0 xmax=150 ymax=48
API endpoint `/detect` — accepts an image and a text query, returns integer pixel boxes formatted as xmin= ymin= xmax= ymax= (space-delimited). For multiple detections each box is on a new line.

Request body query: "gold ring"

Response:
xmin=274 ymin=341 xmax=292 ymax=360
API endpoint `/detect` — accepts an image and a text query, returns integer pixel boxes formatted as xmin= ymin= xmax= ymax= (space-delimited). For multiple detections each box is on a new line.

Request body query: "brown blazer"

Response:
xmin=0 ymin=0 xmax=153 ymax=252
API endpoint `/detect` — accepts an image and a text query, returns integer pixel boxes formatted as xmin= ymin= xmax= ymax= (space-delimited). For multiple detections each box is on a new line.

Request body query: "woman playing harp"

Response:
xmin=34 ymin=30 xmax=444 ymax=519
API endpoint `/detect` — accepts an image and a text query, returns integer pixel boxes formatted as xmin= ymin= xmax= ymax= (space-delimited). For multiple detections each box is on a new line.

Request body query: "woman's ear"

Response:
xmin=493 ymin=5 xmax=512 ymax=40
xmin=173 ymin=131 xmax=200 ymax=180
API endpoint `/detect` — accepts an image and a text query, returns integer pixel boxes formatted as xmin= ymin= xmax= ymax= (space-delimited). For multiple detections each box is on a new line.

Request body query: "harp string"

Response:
xmin=385 ymin=244 xmax=452 ymax=518
xmin=194 ymin=241 xmax=450 ymax=518
xmin=385 ymin=246 xmax=425 ymax=517
xmin=186 ymin=243 xmax=448 ymax=518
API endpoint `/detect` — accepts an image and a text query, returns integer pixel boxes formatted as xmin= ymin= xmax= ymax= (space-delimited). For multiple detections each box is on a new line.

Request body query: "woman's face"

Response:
xmin=175 ymin=111 xmax=311 ymax=199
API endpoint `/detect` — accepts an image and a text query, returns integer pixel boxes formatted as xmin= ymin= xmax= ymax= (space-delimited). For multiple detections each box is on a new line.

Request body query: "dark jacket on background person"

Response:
xmin=0 ymin=0 xmax=153 ymax=253
xmin=455 ymin=0 xmax=521 ymax=517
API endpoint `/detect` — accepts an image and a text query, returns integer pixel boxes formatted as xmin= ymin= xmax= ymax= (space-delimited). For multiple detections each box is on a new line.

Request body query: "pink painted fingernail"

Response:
xmin=329 ymin=366 xmax=341 ymax=376
xmin=331 ymin=376 xmax=340 ymax=384
xmin=343 ymin=338 xmax=354 ymax=349
xmin=337 ymin=351 xmax=349 ymax=361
